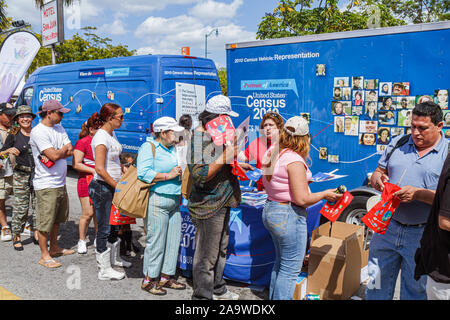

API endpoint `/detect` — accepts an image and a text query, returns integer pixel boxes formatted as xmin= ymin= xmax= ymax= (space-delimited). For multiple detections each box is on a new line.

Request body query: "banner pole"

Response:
xmin=51 ymin=44 xmax=56 ymax=65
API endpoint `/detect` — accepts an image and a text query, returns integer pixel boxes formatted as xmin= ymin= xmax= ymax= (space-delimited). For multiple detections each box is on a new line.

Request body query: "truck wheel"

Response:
xmin=338 ymin=195 xmax=373 ymax=247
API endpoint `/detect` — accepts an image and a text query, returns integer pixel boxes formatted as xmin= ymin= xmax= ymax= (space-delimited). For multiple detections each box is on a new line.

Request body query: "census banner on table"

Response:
xmin=0 ymin=31 xmax=41 ymax=103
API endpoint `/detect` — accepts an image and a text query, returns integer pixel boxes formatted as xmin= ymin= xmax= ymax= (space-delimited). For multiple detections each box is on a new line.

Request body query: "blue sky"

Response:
xmin=6 ymin=0 xmax=279 ymax=68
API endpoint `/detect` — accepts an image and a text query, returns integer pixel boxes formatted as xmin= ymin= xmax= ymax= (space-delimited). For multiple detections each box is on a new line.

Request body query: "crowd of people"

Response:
xmin=0 ymin=95 xmax=449 ymax=301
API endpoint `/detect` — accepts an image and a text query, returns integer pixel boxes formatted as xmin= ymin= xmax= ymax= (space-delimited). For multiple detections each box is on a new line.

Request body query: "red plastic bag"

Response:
xmin=319 ymin=191 xmax=354 ymax=222
xmin=86 ymin=174 xmax=94 ymax=205
xmin=109 ymin=204 xmax=136 ymax=226
xmin=231 ymin=160 xmax=249 ymax=181
xmin=361 ymin=182 xmax=401 ymax=235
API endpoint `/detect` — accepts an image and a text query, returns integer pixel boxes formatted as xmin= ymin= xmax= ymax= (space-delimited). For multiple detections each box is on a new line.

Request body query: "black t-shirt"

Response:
xmin=1 ymin=131 xmax=34 ymax=168
xmin=414 ymin=153 xmax=450 ymax=283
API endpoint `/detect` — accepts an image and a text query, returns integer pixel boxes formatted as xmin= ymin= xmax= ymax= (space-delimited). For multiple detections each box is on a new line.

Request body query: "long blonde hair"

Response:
xmin=263 ymin=128 xmax=311 ymax=182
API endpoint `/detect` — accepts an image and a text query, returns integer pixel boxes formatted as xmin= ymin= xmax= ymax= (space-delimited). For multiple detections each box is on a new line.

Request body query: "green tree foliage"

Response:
xmin=34 ymin=0 xmax=76 ymax=8
xmin=257 ymin=0 xmax=449 ymax=39
xmin=218 ymin=67 xmax=227 ymax=95
xmin=27 ymin=27 xmax=136 ymax=78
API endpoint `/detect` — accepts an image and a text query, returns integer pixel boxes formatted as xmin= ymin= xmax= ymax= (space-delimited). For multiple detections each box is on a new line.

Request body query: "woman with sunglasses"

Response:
xmin=89 ymin=103 xmax=130 ymax=281
xmin=238 ymin=112 xmax=284 ymax=190
xmin=0 ymin=105 xmax=38 ymax=250
xmin=262 ymin=116 xmax=342 ymax=300
xmin=73 ymin=112 xmax=102 ymax=254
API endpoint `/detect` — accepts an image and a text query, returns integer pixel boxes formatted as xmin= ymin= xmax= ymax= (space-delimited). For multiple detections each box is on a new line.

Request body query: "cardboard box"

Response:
xmin=293 ymin=272 xmax=308 ymax=300
xmin=307 ymin=221 xmax=365 ymax=300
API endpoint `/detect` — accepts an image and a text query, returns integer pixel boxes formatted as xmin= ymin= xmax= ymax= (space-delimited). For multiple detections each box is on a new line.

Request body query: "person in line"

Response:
xmin=188 ymin=95 xmax=253 ymax=300
xmin=73 ymin=113 xmax=101 ymax=254
xmin=238 ymin=112 xmax=284 ymax=190
xmin=0 ymin=105 xmax=37 ymax=250
xmin=177 ymin=114 xmax=193 ymax=178
xmin=137 ymin=116 xmax=186 ymax=296
xmin=368 ymin=101 xmax=449 ymax=300
xmin=0 ymin=103 xmax=15 ymax=242
xmin=117 ymin=152 xmax=139 ymax=257
xmin=30 ymin=100 xmax=74 ymax=268
xmin=261 ymin=116 xmax=342 ymax=300
xmin=414 ymin=148 xmax=450 ymax=300
xmin=89 ymin=103 xmax=130 ymax=281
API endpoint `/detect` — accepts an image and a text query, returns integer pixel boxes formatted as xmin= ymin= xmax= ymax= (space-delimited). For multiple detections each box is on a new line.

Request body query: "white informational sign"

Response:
xmin=0 ymin=31 xmax=41 ymax=103
xmin=175 ymin=82 xmax=205 ymax=127
xmin=41 ymin=0 xmax=64 ymax=47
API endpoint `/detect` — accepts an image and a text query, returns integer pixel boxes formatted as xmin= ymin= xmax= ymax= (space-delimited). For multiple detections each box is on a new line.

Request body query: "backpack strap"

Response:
xmin=385 ymin=134 xmax=411 ymax=163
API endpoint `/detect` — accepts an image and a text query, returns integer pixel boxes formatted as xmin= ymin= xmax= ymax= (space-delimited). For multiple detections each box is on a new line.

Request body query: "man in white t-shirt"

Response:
xmin=30 ymin=100 xmax=74 ymax=269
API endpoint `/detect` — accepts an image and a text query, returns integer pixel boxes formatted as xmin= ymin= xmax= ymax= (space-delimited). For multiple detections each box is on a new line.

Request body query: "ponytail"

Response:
xmin=79 ymin=112 xmax=103 ymax=139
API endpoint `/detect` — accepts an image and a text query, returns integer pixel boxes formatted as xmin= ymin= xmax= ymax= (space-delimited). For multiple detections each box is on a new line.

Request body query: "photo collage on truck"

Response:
xmin=323 ymin=74 xmax=450 ymax=160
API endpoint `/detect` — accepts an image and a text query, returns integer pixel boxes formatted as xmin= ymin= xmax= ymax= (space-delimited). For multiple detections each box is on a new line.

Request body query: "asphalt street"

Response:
xmin=0 ymin=168 xmax=399 ymax=300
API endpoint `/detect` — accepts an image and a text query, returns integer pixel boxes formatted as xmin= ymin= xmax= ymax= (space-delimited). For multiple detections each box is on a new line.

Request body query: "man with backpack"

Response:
xmin=367 ymin=101 xmax=449 ymax=300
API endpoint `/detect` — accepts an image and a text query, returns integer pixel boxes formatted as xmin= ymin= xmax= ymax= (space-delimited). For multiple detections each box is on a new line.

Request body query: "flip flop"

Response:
xmin=39 ymin=259 xmax=62 ymax=268
xmin=13 ymin=240 xmax=24 ymax=251
xmin=50 ymin=249 xmax=75 ymax=257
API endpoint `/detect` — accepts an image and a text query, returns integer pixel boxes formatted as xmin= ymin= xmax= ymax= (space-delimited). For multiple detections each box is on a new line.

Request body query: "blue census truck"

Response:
xmin=226 ymin=21 xmax=450 ymax=226
xmin=15 ymin=54 xmax=222 ymax=156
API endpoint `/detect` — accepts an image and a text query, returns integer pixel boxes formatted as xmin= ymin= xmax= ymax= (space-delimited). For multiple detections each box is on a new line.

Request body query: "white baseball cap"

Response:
xmin=284 ymin=116 xmax=309 ymax=136
xmin=205 ymin=95 xmax=239 ymax=117
xmin=153 ymin=116 xmax=185 ymax=133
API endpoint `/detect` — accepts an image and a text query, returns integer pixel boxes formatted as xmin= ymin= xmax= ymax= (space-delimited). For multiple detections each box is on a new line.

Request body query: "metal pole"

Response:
xmin=51 ymin=44 xmax=56 ymax=65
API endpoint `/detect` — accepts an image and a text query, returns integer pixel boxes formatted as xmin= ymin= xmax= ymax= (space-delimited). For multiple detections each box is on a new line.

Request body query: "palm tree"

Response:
xmin=0 ymin=1 xmax=8 ymax=30
xmin=34 ymin=0 xmax=76 ymax=7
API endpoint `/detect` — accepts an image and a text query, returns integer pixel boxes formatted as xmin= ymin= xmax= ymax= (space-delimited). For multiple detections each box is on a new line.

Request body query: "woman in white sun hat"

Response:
xmin=137 ymin=116 xmax=186 ymax=296
xmin=262 ymin=116 xmax=343 ymax=300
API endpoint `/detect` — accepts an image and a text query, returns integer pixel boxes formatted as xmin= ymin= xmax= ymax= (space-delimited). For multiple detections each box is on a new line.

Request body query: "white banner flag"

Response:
xmin=0 ymin=31 xmax=41 ymax=103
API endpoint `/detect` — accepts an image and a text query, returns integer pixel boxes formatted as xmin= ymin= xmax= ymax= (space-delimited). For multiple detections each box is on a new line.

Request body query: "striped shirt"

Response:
xmin=187 ymin=130 xmax=241 ymax=219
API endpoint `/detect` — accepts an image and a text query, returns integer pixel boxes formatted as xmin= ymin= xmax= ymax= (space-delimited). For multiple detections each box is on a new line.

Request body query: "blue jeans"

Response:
xmin=262 ymin=200 xmax=307 ymax=300
xmin=88 ymin=179 xmax=118 ymax=253
xmin=366 ymin=219 xmax=427 ymax=300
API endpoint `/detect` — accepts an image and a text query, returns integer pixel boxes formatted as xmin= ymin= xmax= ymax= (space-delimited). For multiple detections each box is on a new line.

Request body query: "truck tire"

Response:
xmin=337 ymin=195 xmax=373 ymax=247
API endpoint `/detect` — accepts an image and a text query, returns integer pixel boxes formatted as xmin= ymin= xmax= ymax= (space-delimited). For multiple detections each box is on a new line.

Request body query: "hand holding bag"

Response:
xmin=112 ymin=142 xmax=155 ymax=219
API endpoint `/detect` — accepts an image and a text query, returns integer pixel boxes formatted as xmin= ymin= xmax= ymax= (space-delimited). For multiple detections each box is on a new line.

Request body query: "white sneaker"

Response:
xmin=213 ymin=289 xmax=239 ymax=300
xmin=21 ymin=223 xmax=32 ymax=236
xmin=77 ymin=239 xmax=88 ymax=254
xmin=93 ymin=238 xmax=96 ymax=248
xmin=1 ymin=227 xmax=12 ymax=242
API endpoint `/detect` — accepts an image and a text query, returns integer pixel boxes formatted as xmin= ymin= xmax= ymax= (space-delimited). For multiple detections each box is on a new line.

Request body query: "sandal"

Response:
xmin=159 ymin=278 xmax=187 ymax=290
xmin=39 ymin=259 xmax=62 ymax=268
xmin=13 ymin=239 xmax=24 ymax=251
xmin=141 ymin=280 xmax=167 ymax=296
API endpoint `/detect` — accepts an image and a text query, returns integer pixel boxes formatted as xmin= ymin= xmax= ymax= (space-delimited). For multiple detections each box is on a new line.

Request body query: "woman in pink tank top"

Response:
xmin=261 ymin=116 xmax=342 ymax=300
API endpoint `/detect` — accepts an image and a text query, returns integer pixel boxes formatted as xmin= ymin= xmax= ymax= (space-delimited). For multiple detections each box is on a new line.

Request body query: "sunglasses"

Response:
xmin=114 ymin=114 xmax=124 ymax=120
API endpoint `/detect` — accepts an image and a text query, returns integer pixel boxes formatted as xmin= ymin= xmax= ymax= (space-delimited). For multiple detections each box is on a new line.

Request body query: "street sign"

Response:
xmin=41 ymin=0 xmax=64 ymax=47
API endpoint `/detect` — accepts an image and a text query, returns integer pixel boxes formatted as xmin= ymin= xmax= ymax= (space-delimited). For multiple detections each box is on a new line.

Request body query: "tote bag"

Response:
xmin=112 ymin=142 xmax=155 ymax=219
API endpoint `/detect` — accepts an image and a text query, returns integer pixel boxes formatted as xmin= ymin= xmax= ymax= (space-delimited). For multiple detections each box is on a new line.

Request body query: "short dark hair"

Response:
xmin=412 ymin=101 xmax=443 ymax=125
xmin=179 ymin=114 xmax=193 ymax=130
xmin=198 ymin=110 xmax=220 ymax=128
xmin=38 ymin=105 xmax=47 ymax=118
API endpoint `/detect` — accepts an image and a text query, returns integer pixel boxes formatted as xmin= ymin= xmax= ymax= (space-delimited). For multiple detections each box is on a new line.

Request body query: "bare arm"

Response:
xmin=393 ymin=186 xmax=435 ymax=205
xmin=42 ymin=143 xmax=73 ymax=162
xmin=287 ymin=162 xmax=342 ymax=207
xmin=439 ymin=215 xmax=450 ymax=231
xmin=72 ymin=149 xmax=96 ymax=175
xmin=370 ymin=166 xmax=389 ymax=192
xmin=94 ymin=144 xmax=118 ymax=189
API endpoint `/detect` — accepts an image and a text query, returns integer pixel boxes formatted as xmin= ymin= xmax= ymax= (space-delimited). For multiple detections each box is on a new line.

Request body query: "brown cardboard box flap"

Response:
xmin=309 ymin=236 xmax=346 ymax=260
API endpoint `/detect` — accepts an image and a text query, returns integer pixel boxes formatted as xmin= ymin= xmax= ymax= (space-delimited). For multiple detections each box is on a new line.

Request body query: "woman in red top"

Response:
xmin=239 ymin=112 xmax=284 ymax=190
xmin=73 ymin=113 xmax=102 ymax=254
